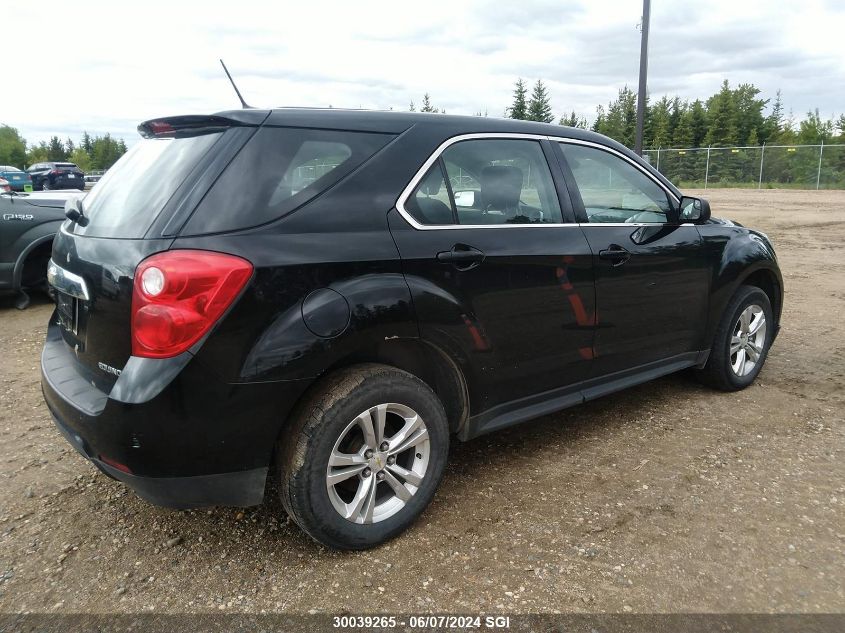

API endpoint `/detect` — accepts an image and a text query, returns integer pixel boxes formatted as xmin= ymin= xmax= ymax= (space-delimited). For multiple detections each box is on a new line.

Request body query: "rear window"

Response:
xmin=75 ymin=132 xmax=221 ymax=238
xmin=182 ymin=127 xmax=393 ymax=235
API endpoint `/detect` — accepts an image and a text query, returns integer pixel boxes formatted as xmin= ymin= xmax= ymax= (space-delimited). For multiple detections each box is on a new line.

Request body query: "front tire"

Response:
xmin=696 ymin=285 xmax=773 ymax=391
xmin=279 ymin=364 xmax=449 ymax=550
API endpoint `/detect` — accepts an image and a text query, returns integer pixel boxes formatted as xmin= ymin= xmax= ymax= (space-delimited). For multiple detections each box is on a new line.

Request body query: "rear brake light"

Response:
xmin=147 ymin=121 xmax=175 ymax=136
xmin=51 ymin=169 xmax=61 ymax=175
xmin=131 ymin=250 xmax=253 ymax=358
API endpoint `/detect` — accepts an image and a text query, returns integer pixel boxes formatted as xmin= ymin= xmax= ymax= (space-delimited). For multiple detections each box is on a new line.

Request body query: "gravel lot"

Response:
xmin=0 ymin=189 xmax=843 ymax=614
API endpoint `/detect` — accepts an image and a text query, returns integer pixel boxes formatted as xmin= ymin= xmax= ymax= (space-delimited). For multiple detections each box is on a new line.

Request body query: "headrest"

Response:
xmin=418 ymin=168 xmax=443 ymax=196
xmin=481 ymin=165 xmax=522 ymax=209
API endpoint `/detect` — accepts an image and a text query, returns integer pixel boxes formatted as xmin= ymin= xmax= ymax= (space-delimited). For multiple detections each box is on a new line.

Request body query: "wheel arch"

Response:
xmin=319 ymin=338 xmax=470 ymax=435
xmin=739 ymin=266 xmax=782 ymax=327
xmin=13 ymin=230 xmax=57 ymax=290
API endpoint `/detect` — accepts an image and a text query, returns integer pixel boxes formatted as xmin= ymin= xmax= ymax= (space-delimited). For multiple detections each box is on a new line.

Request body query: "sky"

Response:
xmin=2 ymin=0 xmax=844 ymax=147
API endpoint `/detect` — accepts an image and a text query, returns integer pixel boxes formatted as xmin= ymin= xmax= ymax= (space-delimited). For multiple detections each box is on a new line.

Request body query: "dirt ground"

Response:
xmin=0 ymin=189 xmax=842 ymax=615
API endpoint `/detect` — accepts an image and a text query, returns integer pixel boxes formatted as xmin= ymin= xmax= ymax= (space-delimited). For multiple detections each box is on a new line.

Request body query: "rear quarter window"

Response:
xmin=182 ymin=127 xmax=394 ymax=235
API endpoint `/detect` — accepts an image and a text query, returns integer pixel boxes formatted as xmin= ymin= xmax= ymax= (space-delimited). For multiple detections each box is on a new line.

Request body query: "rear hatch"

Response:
xmin=52 ymin=163 xmax=84 ymax=185
xmin=48 ymin=115 xmax=260 ymax=386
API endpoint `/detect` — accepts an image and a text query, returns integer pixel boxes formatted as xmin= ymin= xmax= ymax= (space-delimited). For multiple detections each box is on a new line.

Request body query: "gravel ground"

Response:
xmin=0 ymin=189 xmax=842 ymax=614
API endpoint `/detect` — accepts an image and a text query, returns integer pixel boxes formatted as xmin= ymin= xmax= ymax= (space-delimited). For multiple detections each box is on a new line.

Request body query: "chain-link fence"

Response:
xmin=642 ymin=144 xmax=845 ymax=189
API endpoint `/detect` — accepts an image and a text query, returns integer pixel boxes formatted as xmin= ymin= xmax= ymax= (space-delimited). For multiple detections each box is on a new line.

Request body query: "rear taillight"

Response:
xmin=131 ymin=250 xmax=253 ymax=359
xmin=51 ymin=169 xmax=61 ymax=175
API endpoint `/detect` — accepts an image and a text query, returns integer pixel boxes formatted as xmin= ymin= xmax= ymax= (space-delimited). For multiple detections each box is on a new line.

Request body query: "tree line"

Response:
xmin=412 ymin=78 xmax=845 ymax=148
xmin=0 ymin=126 xmax=128 ymax=172
xmin=414 ymin=79 xmax=845 ymax=186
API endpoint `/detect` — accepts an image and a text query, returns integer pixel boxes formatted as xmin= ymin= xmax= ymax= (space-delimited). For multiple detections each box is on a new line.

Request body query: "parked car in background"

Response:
xmin=27 ymin=162 xmax=85 ymax=191
xmin=42 ymin=109 xmax=782 ymax=550
xmin=84 ymin=171 xmax=104 ymax=190
xmin=0 ymin=166 xmax=32 ymax=191
xmin=1 ymin=190 xmax=86 ymax=308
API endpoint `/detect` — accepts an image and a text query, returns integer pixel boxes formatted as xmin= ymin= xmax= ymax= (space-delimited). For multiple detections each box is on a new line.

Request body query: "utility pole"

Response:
xmin=634 ymin=0 xmax=651 ymax=156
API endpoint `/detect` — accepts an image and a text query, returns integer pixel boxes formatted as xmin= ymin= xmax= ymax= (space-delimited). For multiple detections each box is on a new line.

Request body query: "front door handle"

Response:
xmin=599 ymin=244 xmax=631 ymax=266
xmin=437 ymin=244 xmax=485 ymax=271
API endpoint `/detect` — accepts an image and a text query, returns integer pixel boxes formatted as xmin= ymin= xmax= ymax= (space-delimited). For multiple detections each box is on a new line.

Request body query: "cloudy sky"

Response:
xmin=3 ymin=0 xmax=844 ymax=147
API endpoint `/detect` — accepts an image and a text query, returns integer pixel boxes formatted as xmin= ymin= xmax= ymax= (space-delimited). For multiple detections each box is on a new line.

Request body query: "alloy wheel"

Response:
xmin=326 ymin=403 xmax=430 ymax=524
xmin=730 ymin=304 xmax=767 ymax=377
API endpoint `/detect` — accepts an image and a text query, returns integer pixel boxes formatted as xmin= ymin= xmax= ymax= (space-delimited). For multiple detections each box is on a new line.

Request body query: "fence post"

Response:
xmin=656 ymin=148 xmax=661 ymax=171
xmin=704 ymin=145 xmax=711 ymax=189
xmin=816 ymin=141 xmax=824 ymax=190
xmin=758 ymin=143 xmax=765 ymax=189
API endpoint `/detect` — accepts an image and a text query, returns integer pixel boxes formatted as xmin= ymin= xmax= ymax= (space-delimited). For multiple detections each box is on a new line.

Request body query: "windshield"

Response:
xmin=77 ymin=132 xmax=221 ymax=238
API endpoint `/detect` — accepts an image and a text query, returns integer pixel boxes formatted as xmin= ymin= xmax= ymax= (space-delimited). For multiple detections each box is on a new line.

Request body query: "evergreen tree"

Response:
xmin=732 ymin=83 xmax=767 ymax=146
xmin=595 ymin=86 xmax=637 ymax=147
xmin=47 ymin=136 xmax=67 ymax=161
xmin=836 ymin=114 xmax=845 ymax=140
xmin=668 ymin=96 xmax=683 ymax=140
xmin=671 ymin=104 xmax=694 ymax=148
xmin=647 ymin=96 xmax=672 ymax=148
xmin=409 ymin=101 xmax=416 ymax=112
xmin=688 ymin=100 xmax=708 ymax=147
xmin=559 ymin=111 xmax=587 ymax=129
xmin=797 ymin=109 xmax=834 ymax=144
xmin=761 ymin=90 xmax=784 ymax=143
xmin=592 ymin=105 xmax=606 ymax=133
xmin=420 ymin=93 xmax=440 ymax=113
xmin=527 ymin=80 xmax=554 ymax=123
xmin=509 ymin=78 xmax=528 ymax=120
xmin=81 ymin=131 xmax=93 ymax=154
xmin=704 ymin=80 xmax=739 ymax=146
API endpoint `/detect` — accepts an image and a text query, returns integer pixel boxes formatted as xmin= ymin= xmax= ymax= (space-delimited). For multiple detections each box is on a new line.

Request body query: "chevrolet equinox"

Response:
xmin=41 ymin=109 xmax=782 ymax=549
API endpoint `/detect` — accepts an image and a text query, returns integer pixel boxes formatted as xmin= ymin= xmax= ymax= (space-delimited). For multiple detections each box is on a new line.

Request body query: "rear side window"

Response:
xmin=403 ymin=139 xmax=563 ymax=226
xmin=75 ymin=132 xmax=222 ymax=238
xmin=183 ymin=127 xmax=393 ymax=234
xmin=404 ymin=163 xmax=455 ymax=225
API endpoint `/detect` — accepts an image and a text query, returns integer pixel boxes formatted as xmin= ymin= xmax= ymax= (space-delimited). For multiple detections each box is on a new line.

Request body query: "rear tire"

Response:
xmin=41 ymin=180 xmax=51 ymax=191
xmin=278 ymin=364 xmax=449 ymax=550
xmin=696 ymin=285 xmax=773 ymax=391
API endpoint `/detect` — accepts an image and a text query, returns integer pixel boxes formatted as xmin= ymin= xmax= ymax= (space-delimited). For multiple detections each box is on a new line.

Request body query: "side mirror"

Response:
xmin=453 ymin=190 xmax=476 ymax=208
xmin=64 ymin=197 xmax=89 ymax=227
xmin=678 ymin=196 xmax=711 ymax=224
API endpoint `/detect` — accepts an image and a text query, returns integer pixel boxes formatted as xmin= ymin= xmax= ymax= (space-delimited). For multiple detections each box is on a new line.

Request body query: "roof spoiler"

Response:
xmin=137 ymin=115 xmax=243 ymax=139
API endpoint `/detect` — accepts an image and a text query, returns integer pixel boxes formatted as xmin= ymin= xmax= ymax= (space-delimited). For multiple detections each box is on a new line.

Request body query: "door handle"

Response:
xmin=437 ymin=244 xmax=485 ymax=270
xmin=599 ymin=244 xmax=631 ymax=266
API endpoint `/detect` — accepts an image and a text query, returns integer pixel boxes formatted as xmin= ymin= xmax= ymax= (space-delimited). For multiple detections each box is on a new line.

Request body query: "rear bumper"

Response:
xmin=50 ymin=410 xmax=268 ymax=508
xmin=47 ymin=178 xmax=84 ymax=190
xmin=41 ymin=316 xmax=312 ymax=508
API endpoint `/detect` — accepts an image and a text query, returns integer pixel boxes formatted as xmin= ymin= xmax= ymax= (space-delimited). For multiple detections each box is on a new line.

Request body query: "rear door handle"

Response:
xmin=437 ymin=244 xmax=485 ymax=270
xmin=599 ymin=244 xmax=631 ymax=266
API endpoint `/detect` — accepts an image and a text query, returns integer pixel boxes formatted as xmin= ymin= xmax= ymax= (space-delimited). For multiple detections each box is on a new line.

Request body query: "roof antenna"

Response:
xmin=219 ymin=59 xmax=252 ymax=109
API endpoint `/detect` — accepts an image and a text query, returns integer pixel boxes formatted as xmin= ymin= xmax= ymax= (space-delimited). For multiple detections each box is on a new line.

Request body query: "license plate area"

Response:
xmin=56 ymin=291 xmax=78 ymax=335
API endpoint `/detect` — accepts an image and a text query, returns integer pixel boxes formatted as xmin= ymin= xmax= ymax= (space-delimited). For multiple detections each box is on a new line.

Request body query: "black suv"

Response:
xmin=41 ymin=109 xmax=782 ymax=549
xmin=27 ymin=162 xmax=85 ymax=191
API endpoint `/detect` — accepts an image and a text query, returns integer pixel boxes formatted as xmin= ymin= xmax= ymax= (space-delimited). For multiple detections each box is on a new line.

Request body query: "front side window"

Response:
xmin=559 ymin=143 xmax=672 ymax=224
xmin=404 ymin=138 xmax=563 ymax=226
